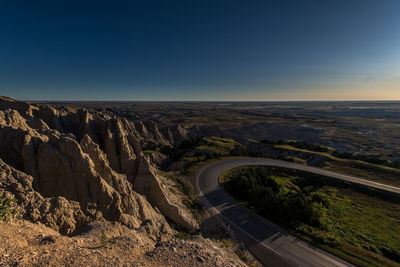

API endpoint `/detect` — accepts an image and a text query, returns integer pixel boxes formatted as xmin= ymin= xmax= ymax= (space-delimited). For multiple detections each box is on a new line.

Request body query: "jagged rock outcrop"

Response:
xmin=0 ymin=96 xmax=197 ymax=236
xmin=134 ymin=156 xmax=199 ymax=230
xmin=0 ymin=158 xmax=87 ymax=235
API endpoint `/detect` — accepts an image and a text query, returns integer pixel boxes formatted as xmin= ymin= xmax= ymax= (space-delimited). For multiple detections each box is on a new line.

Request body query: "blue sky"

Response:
xmin=0 ymin=0 xmax=399 ymax=100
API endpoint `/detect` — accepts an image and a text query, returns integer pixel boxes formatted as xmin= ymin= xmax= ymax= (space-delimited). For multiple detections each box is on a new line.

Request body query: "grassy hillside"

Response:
xmin=220 ymin=166 xmax=400 ymax=267
xmin=180 ymin=137 xmax=244 ymax=175
xmin=196 ymin=137 xmax=242 ymax=154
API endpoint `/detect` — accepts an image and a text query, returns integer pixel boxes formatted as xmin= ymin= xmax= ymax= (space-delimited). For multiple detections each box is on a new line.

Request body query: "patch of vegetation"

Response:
xmin=261 ymin=139 xmax=330 ymax=153
xmin=100 ymin=231 xmax=110 ymax=248
xmin=230 ymin=147 xmax=265 ymax=158
xmin=142 ymin=141 xmax=171 ymax=154
xmin=272 ymin=142 xmax=400 ymax=186
xmin=221 ymin=166 xmax=400 ymax=266
xmin=202 ymin=225 xmax=260 ymax=266
xmin=300 ymin=187 xmax=400 ymax=266
xmin=142 ymin=149 xmax=157 ymax=154
xmin=221 ymin=167 xmax=327 ymax=227
xmin=332 ymin=151 xmax=400 ymax=169
xmin=197 ymin=137 xmax=241 ymax=155
xmin=263 ymin=139 xmax=400 ymax=170
xmin=160 ymin=171 xmax=206 ymax=224
xmin=284 ymin=156 xmax=307 ymax=164
xmin=0 ymin=196 xmax=19 ymax=222
xmin=174 ymin=230 xmax=193 ymax=239
xmin=164 ymin=136 xmax=278 ymax=176
xmin=158 ymin=137 xmax=204 ymax=170
xmin=325 ymin=160 xmax=400 ymax=187
xmin=175 ymin=136 xmax=240 ymax=175
xmin=235 ymin=248 xmax=249 ymax=262
xmin=100 ymin=231 xmax=110 ymax=247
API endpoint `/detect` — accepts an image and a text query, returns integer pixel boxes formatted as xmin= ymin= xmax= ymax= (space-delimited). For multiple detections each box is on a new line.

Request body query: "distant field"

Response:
xmin=220 ymin=166 xmax=400 ymax=267
xmin=44 ymin=100 xmax=400 ymax=159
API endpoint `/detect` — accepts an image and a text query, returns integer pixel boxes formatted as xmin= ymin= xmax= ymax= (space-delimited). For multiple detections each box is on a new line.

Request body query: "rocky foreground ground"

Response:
xmin=0 ymin=96 xmax=249 ymax=266
xmin=0 ymin=220 xmax=244 ymax=266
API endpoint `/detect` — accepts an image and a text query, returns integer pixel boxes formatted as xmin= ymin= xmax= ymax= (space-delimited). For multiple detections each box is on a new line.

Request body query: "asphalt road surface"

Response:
xmin=195 ymin=157 xmax=400 ymax=266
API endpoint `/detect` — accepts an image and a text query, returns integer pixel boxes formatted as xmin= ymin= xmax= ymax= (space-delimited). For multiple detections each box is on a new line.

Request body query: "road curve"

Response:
xmin=195 ymin=157 xmax=400 ymax=266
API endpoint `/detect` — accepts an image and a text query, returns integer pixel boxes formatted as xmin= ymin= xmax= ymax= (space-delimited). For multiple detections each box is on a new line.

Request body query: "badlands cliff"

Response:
xmin=0 ymin=96 xmax=199 ymax=236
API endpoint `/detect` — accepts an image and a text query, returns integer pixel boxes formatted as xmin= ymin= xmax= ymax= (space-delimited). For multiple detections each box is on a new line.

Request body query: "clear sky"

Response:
xmin=1 ymin=0 xmax=399 ymax=101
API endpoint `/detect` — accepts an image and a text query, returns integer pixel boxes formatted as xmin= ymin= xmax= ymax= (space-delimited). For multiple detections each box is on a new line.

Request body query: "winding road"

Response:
xmin=194 ymin=157 xmax=400 ymax=267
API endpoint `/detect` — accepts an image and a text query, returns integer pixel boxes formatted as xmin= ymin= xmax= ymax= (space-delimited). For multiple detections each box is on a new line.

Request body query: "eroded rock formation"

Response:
xmin=0 ymin=96 xmax=197 ymax=236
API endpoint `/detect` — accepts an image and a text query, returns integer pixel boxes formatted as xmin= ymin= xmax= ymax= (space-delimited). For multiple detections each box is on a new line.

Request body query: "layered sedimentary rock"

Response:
xmin=0 ymin=96 xmax=197 ymax=236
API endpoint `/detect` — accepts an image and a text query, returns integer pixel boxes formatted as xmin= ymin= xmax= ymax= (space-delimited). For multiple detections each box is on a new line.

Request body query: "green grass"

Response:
xmin=196 ymin=137 xmax=242 ymax=155
xmin=274 ymin=144 xmax=400 ymax=187
xmin=325 ymin=160 xmax=400 ymax=187
xmin=275 ymin=144 xmax=399 ymax=170
xmin=285 ymin=156 xmax=308 ymax=165
xmin=181 ymin=137 xmax=244 ymax=176
xmin=221 ymin=166 xmax=400 ymax=266
xmin=204 ymin=136 xmax=240 ymax=145
xmin=100 ymin=231 xmax=110 ymax=248
xmin=143 ymin=149 xmax=157 ymax=153
xmin=183 ymin=155 xmax=207 ymax=162
xmin=0 ymin=196 xmax=19 ymax=222
xmin=270 ymin=175 xmax=300 ymax=192
xmin=275 ymin=144 xmax=349 ymax=162
xmin=181 ymin=157 xmax=219 ymax=176
xmin=298 ymin=187 xmax=400 ymax=266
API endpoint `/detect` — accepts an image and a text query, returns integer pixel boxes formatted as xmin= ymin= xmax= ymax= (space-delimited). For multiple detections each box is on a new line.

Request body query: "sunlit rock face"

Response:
xmin=0 ymin=96 xmax=197 ymax=236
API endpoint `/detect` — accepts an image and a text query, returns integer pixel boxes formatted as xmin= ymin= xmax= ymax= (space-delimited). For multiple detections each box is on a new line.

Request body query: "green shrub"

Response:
xmin=100 ymin=231 xmax=110 ymax=247
xmin=310 ymin=201 xmax=327 ymax=226
xmin=0 ymin=196 xmax=19 ymax=222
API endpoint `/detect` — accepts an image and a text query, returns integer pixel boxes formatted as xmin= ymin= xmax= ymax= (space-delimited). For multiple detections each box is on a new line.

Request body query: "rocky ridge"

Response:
xmin=0 ymin=96 xmax=198 ymax=236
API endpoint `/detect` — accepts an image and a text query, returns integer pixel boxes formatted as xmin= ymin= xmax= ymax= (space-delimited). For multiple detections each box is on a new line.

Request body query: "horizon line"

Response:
xmin=25 ymin=99 xmax=400 ymax=103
